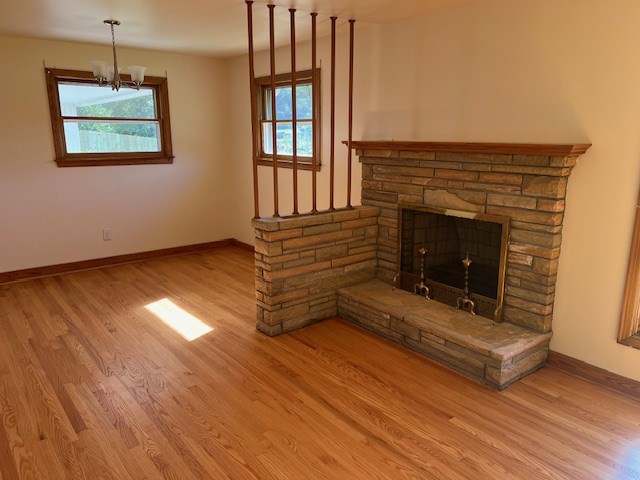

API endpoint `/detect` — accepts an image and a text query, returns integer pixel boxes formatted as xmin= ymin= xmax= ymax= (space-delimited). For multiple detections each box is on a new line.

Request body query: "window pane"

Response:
xmin=265 ymin=82 xmax=313 ymax=121
xmin=58 ymin=83 xmax=156 ymax=119
xmin=295 ymin=84 xmax=313 ymax=119
xmin=63 ymin=120 xmax=161 ymax=153
xmin=262 ymin=121 xmax=313 ymax=157
xmin=296 ymin=121 xmax=313 ymax=157
xmin=275 ymin=86 xmax=292 ymax=121
xmin=262 ymin=123 xmax=292 ymax=155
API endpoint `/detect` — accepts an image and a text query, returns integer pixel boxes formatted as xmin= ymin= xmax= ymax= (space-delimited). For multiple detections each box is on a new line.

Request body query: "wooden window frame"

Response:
xmin=619 ymin=188 xmax=640 ymax=349
xmin=253 ymin=69 xmax=321 ymax=171
xmin=45 ymin=68 xmax=174 ymax=167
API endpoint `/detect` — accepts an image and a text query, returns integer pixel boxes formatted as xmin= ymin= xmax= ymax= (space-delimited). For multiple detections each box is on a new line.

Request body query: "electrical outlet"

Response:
xmin=103 ymin=228 xmax=112 ymax=241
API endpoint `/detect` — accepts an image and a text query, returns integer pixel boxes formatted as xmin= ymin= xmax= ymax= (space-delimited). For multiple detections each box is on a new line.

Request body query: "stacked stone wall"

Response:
xmin=359 ymin=149 xmax=579 ymax=333
xmin=253 ymin=206 xmax=379 ymax=336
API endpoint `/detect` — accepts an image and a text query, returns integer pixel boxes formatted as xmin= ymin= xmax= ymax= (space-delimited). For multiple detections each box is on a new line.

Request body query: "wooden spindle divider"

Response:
xmin=347 ymin=19 xmax=355 ymax=209
xmin=329 ymin=16 xmax=337 ymax=211
xmin=311 ymin=12 xmax=318 ymax=213
xmin=290 ymin=9 xmax=298 ymax=214
xmin=267 ymin=4 xmax=279 ymax=217
xmin=247 ymin=7 xmax=355 ymax=218
xmin=245 ymin=0 xmax=259 ymax=218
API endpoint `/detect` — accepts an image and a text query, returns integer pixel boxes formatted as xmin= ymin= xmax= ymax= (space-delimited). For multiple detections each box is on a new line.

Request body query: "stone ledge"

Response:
xmin=252 ymin=206 xmax=379 ymax=231
xmin=337 ymin=279 xmax=551 ymax=389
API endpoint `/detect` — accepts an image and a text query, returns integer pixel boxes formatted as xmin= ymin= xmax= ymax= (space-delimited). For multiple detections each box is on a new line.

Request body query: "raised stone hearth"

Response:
xmin=338 ymin=280 xmax=551 ymax=389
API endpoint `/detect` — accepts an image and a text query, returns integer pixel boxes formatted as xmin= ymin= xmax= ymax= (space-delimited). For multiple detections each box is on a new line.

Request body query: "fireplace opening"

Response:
xmin=398 ymin=205 xmax=510 ymax=320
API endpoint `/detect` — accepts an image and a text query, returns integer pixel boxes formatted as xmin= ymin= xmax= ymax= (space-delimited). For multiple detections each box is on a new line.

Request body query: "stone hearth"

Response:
xmin=338 ymin=280 xmax=551 ymax=389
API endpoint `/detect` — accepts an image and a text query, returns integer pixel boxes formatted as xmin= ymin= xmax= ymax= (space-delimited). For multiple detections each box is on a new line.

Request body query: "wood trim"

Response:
xmin=45 ymin=68 xmax=174 ymax=167
xmin=257 ymin=158 xmax=320 ymax=171
xmin=60 ymin=116 xmax=160 ymax=123
xmin=158 ymin=74 xmax=174 ymax=162
xmin=618 ymin=188 xmax=640 ymax=346
xmin=619 ymin=334 xmax=640 ymax=349
xmin=254 ymin=69 xmax=315 ymax=86
xmin=546 ymin=351 xmax=640 ymax=401
xmin=345 ymin=141 xmax=592 ymax=156
xmin=55 ymin=156 xmax=174 ymax=167
xmin=0 ymin=239 xmax=252 ymax=285
xmin=253 ymin=69 xmax=321 ymax=169
xmin=231 ymin=239 xmax=255 ymax=252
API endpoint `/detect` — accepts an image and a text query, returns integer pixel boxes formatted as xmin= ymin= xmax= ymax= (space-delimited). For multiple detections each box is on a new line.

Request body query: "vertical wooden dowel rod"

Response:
xmin=347 ymin=19 xmax=355 ymax=209
xmin=329 ymin=16 xmax=337 ymax=211
xmin=290 ymin=9 xmax=298 ymax=215
xmin=267 ymin=4 xmax=279 ymax=217
xmin=246 ymin=1 xmax=259 ymax=218
xmin=311 ymin=12 xmax=318 ymax=213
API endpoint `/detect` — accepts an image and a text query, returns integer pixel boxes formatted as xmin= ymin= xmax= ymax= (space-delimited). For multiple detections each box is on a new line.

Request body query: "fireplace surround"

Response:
xmin=253 ymin=141 xmax=591 ymax=389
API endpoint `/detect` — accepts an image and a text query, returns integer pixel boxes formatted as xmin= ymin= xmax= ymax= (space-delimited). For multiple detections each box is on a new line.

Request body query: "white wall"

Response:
xmin=226 ymin=1 xmax=640 ymax=381
xmin=0 ymin=36 xmax=231 ymax=272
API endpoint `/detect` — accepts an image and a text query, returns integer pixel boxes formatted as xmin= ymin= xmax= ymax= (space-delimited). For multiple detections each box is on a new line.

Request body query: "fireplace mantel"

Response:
xmin=347 ymin=140 xmax=591 ymax=156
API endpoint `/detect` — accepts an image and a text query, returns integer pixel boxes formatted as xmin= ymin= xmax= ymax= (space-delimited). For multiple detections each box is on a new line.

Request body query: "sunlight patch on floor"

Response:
xmin=145 ymin=298 xmax=213 ymax=341
xmin=617 ymin=439 xmax=640 ymax=479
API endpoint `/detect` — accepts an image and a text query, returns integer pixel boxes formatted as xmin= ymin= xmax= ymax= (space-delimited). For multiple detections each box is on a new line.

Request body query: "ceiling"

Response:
xmin=0 ymin=0 xmax=470 ymax=58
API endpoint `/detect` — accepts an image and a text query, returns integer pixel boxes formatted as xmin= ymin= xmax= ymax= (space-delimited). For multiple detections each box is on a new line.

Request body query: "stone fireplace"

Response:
xmin=253 ymin=141 xmax=590 ymax=389
xmin=336 ymin=141 xmax=590 ymax=388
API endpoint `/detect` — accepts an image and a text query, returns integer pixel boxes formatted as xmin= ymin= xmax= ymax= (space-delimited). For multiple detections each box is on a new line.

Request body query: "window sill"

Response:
xmin=55 ymin=156 xmax=174 ymax=167
xmin=257 ymin=158 xmax=321 ymax=172
xmin=619 ymin=334 xmax=640 ymax=350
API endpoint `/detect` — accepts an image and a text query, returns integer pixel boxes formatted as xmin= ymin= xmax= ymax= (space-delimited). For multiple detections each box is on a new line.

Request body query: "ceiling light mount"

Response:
xmin=90 ymin=19 xmax=146 ymax=91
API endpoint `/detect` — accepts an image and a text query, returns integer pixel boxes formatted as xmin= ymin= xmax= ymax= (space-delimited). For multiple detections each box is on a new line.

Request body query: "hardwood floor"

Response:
xmin=0 ymin=246 xmax=638 ymax=479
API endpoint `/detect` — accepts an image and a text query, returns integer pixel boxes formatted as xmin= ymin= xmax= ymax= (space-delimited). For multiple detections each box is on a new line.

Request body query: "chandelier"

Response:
xmin=90 ymin=20 xmax=147 ymax=91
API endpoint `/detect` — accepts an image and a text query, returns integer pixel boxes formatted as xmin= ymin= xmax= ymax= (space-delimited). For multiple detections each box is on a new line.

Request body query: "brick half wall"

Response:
xmin=253 ymin=206 xmax=379 ymax=336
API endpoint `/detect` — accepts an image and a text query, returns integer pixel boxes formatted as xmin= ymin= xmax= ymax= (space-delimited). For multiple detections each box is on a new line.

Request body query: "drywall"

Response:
xmin=226 ymin=0 xmax=640 ymax=381
xmin=0 ymin=36 xmax=232 ymax=272
xmin=367 ymin=0 xmax=640 ymax=381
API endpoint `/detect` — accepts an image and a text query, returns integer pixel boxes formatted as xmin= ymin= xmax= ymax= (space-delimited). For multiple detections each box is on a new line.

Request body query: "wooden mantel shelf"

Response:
xmin=346 ymin=141 xmax=592 ymax=156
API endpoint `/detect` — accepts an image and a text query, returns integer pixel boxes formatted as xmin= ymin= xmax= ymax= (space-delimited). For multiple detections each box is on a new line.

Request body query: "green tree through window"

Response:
xmin=77 ymin=95 xmax=156 ymax=138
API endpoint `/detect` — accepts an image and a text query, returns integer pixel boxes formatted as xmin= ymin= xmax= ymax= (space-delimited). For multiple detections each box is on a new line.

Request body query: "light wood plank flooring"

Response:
xmin=0 ymin=246 xmax=639 ymax=479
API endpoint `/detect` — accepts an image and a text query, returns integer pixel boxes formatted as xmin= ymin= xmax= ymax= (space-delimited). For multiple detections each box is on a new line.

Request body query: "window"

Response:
xmin=45 ymin=68 xmax=173 ymax=167
xmin=254 ymin=69 xmax=320 ymax=170
xmin=619 ymin=189 xmax=640 ymax=349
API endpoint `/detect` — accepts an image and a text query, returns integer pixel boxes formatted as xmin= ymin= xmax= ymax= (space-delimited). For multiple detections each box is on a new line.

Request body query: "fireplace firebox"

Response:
xmin=398 ymin=205 xmax=510 ymax=320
